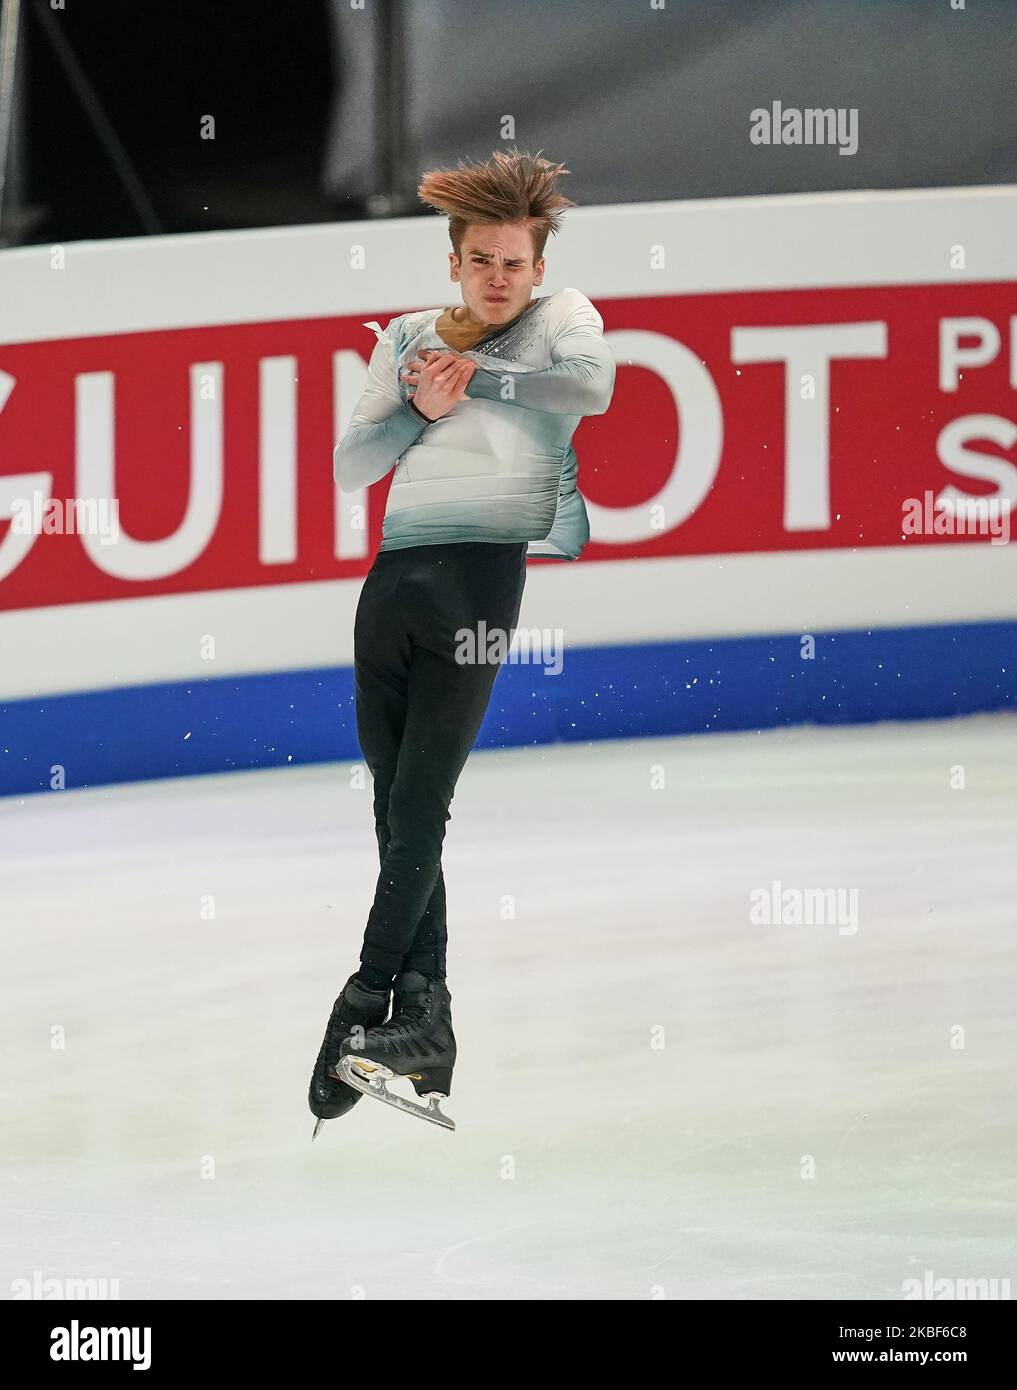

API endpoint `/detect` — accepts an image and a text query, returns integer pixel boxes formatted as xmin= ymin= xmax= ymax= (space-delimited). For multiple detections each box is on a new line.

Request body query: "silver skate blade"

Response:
xmin=338 ymin=1056 xmax=455 ymax=1132
xmin=311 ymin=1116 xmax=325 ymax=1142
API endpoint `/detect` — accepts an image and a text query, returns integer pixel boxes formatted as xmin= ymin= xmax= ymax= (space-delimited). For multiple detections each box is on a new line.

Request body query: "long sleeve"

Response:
xmin=334 ymin=331 xmax=428 ymax=491
xmin=464 ymin=291 xmax=615 ymax=417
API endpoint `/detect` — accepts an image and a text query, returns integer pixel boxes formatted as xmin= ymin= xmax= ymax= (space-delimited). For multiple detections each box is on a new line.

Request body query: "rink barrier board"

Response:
xmin=3 ymin=187 xmax=1017 ymax=796
xmin=1 ymin=619 xmax=1014 ymax=798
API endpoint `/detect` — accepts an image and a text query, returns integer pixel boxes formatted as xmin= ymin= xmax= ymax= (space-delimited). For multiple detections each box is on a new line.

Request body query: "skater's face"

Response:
xmin=449 ymin=222 xmax=544 ymax=327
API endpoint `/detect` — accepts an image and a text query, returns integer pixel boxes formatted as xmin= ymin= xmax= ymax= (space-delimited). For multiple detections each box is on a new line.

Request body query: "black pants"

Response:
xmin=353 ymin=541 xmax=528 ymax=981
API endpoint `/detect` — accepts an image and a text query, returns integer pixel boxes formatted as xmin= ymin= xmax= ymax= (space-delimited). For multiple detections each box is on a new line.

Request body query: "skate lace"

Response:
xmin=385 ymin=994 xmax=432 ymax=1034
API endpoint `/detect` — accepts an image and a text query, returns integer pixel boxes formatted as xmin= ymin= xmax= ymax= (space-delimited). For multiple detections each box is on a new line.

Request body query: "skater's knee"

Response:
xmin=386 ymin=800 xmax=448 ymax=864
xmin=386 ymin=825 xmax=445 ymax=868
xmin=387 ymin=776 xmax=452 ymax=836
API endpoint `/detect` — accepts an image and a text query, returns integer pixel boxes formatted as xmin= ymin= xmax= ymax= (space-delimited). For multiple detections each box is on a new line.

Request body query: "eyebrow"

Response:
xmin=467 ymin=252 xmax=525 ymax=261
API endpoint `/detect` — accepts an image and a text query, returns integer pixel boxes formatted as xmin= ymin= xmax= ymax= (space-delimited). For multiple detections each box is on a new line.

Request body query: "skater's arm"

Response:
xmin=463 ymin=293 xmax=615 ymax=417
xmin=334 ymin=336 xmax=429 ymax=492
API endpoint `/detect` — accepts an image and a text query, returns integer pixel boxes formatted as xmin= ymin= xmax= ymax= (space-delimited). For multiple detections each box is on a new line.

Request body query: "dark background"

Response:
xmin=16 ymin=0 xmax=334 ymax=241
xmin=5 ymin=0 xmax=1016 ymax=245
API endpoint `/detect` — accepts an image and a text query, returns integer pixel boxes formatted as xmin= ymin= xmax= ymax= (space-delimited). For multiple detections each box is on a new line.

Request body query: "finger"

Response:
xmin=434 ymin=359 xmax=466 ymax=385
xmin=419 ymin=356 xmax=452 ymax=381
xmin=450 ymin=362 xmax=475 ymax=395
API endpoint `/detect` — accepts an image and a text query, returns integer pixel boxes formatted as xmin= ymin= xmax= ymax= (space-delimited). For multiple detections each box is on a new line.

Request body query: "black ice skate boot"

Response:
xmin=308 ymin=974 xmax=391 ymax=1139
xmin=337 ymin=970 xmax=457 ymax=1131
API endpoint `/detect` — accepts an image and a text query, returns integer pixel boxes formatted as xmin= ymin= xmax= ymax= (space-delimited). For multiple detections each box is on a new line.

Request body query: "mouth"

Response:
xmin=485 ymin=296 xmax=509 ymax=304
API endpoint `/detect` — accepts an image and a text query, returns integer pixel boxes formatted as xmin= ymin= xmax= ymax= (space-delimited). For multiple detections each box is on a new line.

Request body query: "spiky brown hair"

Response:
xmin=416 ymin=147 xmax=576 ymax=264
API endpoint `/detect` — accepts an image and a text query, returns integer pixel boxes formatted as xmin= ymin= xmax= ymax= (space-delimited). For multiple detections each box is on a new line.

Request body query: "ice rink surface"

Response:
xmin=2 ymin=714 xmax=1015 ymax=1301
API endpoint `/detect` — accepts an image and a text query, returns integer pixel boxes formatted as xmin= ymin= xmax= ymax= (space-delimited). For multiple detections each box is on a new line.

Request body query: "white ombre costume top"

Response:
xmin=333 ymin=288 xmax=615 ymax=560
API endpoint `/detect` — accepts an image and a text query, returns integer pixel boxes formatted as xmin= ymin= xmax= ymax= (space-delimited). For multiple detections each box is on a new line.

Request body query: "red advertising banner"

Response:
xmin=1 ymin=282 xmax=1014 ymax=615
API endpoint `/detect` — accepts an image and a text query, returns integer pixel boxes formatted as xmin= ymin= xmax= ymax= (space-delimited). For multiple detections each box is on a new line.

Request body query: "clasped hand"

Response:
xmin=401 ymin=348 xmax=476 ymax=421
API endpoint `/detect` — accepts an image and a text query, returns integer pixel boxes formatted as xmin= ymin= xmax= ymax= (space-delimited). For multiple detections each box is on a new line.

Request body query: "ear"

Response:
xmin=449 ymin=251 xmax=460 ymax=283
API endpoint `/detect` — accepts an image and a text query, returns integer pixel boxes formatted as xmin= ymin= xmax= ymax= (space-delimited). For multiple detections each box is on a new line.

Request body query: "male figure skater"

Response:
xmin=309 ymin=149 xmax=615 ymax=1133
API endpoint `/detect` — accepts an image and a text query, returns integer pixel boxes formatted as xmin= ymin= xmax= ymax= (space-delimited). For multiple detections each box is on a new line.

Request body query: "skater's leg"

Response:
xmin=374 ymin=814 xmax=449 ymax=979
xmin=400 ymin=867 xmax=447 ymax=978
xmin=399 ymin=542 xmax=527 ymax=979
xmin=353 ymin=550 xmax=410 ymax=835
xmin=353 ymin=552 xmax=449 ymax=985
xmin=358 ymin=642 xmax=502 ymax=976
xmin=360 ymin=542 xmax=527 ymax=979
